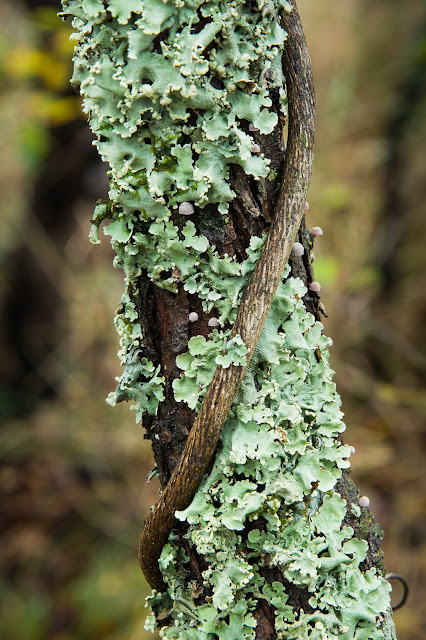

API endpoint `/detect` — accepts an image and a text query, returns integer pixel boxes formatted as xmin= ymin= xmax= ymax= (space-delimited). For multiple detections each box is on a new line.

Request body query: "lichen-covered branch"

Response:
xmin=138 ymin=1 xmax=315 ymax=593
xmin=61 ymin=1 xmax=397 ymax=638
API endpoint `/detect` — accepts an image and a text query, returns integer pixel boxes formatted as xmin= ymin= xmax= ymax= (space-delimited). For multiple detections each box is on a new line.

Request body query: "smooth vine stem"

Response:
xmin=139 ymin=0 xmax=316 ymax=593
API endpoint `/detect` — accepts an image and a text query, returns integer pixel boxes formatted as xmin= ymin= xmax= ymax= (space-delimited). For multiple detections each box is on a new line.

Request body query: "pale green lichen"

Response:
xmin=62 ymin=1 xmax=396 ymax=637
xmin=146 ymin=273 xmax=394 ymax=639
xmin=61 ymin=0 xmax=288 ymax=417
xmin=173 ymin=332 xmax=249 ymax=410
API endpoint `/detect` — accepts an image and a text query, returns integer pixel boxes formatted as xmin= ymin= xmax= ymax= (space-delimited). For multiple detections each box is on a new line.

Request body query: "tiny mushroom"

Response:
xmin=305 ymin=201 xmax=310 ymax=210
xmin=188 ymin=312 xmax=199 ymax=322
xmin=310 ymin=226 xmax=323 ymax=237
xmin=327 ymin=338 xmax=333 ymax=347
xmin=350 ymin=445 xmax=356 ymax=455
xmin=291 ymin=242 xmax=304 ymax=257
xmin=248 ymin=123 xmax=259 ymax=132
xmin=179 ymin=201 xmax=195 ymax=215
xmin=208 ymin=317 xmax=220 ymax=327
xmin=251 ymin=143 xmax=261 ymax=154
xmin=309 ymin=281 xmax=321 ymax=292
xmin=359 ymin=496 xmax=370 ymax=508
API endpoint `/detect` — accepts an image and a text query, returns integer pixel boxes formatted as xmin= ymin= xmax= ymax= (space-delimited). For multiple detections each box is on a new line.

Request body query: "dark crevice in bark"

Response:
xmin=133 ymin=277 xmax=161 ymax=365
xmin=253 ymin=598 xmax=277 ymax=640
xmin=140 ymin=285 xmax=193 ymax=483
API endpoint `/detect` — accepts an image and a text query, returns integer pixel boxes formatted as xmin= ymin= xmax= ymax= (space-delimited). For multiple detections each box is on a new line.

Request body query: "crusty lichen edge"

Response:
xmin=60 ymin=1 xmax=397 ymax=638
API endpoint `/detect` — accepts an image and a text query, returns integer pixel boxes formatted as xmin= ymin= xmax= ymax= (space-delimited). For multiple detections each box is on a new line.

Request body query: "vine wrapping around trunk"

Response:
xmin=62 ymin=1 xmax=397 ymax=636
xmin=138 ymin=1 xmax=316 ymax=593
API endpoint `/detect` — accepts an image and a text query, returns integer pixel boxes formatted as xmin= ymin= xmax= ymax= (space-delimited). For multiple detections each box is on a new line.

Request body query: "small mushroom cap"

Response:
xmin=327 ymin=338 xmax=333 ymax=347
xmin=304 ymin=201 xmax=310 ymax=210
xmin=208 ymin=317 xmax=220 ymax=327
xmin=310 ymin=226 xmax=323 ymax=237
xmin=251 ymin=143 xmax=261 ymax=153
xmin=248 ymin=123 xmax=259 ymax=132
xmin=359 ymin=496 xmax=370 ymax=508
xmin=179 ymin=201 xmax=195 ymax=215
xmin=291 ymin=242 xmax=304 ymax=257
xmin=309 ymin=281 xmax=321 ymax=292
xmin=349 ymin=445 xmax=356 ymax=455
xmin=188 ymin=312 xmax=199 ymax=322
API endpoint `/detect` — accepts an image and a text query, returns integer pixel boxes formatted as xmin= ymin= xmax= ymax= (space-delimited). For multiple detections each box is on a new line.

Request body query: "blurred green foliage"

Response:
xmin=0 ymin=3 xmax=81 ymax=259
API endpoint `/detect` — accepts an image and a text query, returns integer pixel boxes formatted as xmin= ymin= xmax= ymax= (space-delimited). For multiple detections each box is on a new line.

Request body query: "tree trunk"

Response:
xmin=61 ymin=0 xmax=397 ymax=637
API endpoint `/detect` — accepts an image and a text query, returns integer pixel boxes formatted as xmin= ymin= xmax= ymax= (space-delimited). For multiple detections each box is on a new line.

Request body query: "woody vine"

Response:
xmin=61 ymin=1 xmax=398 ymax=638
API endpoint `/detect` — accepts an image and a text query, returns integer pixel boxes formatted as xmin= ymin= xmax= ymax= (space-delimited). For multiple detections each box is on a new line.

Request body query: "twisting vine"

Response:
xmin=138 ymin=2 xmax=315 ymax=593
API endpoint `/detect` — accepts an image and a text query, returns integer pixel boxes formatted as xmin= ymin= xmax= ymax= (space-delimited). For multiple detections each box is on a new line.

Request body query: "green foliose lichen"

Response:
xmin=61 ymin=0 xmax=288 ymax=417
xmin=146 ymin=273 xmax=394 ymax=640
xmin=173 ymin=332 xmax=248 ymax=410
xmin=62 ymin=2 xmax=395 ymax=637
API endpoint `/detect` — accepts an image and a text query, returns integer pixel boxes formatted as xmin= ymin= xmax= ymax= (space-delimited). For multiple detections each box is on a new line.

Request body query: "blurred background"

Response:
xmin=0 ymin=0 xmax=424 ymax=638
